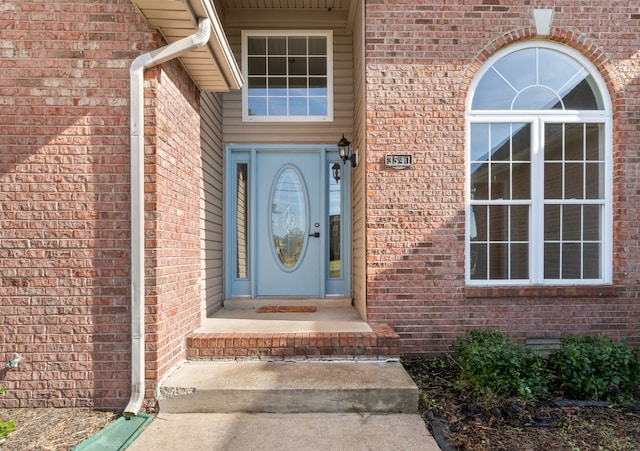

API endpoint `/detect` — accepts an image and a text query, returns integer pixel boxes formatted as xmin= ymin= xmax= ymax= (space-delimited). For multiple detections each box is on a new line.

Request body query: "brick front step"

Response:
xmin=186 ymin=323 xmax=400 ymax=360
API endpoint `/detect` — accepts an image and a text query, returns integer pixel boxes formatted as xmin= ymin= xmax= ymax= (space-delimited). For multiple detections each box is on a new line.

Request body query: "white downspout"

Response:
xmin=124 ymin=18 xmax=212 ymax=417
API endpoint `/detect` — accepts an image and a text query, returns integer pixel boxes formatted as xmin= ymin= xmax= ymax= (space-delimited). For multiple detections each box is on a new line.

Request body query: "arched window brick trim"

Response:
xmin=460 ymin=29 xmax=625 ymax=114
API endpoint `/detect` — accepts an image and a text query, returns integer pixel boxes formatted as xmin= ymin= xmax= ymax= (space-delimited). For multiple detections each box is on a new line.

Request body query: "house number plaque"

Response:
xmin=385 ymin=154 xmax=412 ymax=169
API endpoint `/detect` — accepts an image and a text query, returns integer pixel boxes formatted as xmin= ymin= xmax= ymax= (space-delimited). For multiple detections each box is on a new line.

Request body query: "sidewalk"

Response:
xmin=127 ymin=412 xmax=441 ymax=451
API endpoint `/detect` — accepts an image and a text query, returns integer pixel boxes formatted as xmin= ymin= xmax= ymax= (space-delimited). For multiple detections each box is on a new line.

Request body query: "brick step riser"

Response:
xmin=186 ymin=324 xmax=400 ymax=360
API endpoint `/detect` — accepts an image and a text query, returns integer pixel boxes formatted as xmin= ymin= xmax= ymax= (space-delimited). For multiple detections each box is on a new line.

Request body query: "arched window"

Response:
xmin=466 ymin=43 xmax=612 ymax=285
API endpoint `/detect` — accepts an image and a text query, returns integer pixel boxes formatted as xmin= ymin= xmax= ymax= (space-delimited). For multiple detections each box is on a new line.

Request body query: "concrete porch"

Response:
xmin=187 ymin=297 xmax=401 ymax=360
xmin=201 ymin=297 xmax=370 ymax=333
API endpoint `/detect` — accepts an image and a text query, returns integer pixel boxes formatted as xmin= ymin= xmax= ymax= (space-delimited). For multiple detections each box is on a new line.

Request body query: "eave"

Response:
xmin=131 ymin=0 xmax=243 ymax=92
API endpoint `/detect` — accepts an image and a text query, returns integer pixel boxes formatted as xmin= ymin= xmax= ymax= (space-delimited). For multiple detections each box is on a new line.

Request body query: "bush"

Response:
xmin=547 ymin=335 xmax=640 ymax=402
xmin=0 ymin=386 xmax=15 ymax=446
xmin=453 ymin=330 xmax=547 ymax=405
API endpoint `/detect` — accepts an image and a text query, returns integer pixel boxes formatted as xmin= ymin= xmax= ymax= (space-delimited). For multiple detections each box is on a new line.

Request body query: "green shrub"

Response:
xmin=453 ymin=330 xmax=547 ymax=405
xmin=547 ymin=335 xmax=640 ymax=402
xmin=0 ymin=386 xmax=15 ymax=446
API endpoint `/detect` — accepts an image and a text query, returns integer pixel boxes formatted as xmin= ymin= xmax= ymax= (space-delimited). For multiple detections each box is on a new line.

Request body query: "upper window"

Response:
xmin=466 ymin=43 xmax=612 ymax=286
xmin=242 ymin=31 xmax=333 ymax=122
xmin=471 ymin=46 xmax=604 ymax=111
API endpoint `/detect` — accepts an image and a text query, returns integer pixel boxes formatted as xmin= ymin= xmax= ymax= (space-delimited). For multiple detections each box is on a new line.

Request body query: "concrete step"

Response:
xmin=158 ymin=360 xmax=419 ymax=414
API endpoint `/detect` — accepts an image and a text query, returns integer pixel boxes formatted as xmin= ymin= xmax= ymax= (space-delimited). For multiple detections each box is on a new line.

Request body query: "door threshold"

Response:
xmin=223 ymin=296 xmax=352 ymax=309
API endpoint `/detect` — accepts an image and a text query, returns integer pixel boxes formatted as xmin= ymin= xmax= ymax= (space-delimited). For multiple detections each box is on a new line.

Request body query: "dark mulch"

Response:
xmin=403 ymin=357 xmax=640 ymax=451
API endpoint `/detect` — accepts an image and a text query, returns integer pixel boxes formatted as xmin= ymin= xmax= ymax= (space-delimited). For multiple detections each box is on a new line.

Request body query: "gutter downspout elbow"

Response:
xmin=124 ymin=18 xmax=212 ymax=417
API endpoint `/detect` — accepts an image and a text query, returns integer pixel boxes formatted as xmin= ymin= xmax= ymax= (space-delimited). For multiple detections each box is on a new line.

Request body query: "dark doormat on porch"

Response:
xmin=256 ymin=305 xmax=317 ymax=313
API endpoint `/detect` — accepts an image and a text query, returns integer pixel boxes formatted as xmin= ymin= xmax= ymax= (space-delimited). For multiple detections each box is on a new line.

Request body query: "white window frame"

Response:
xmin=241 ymin=30 xmax=334 ymax=123
xmin=465 ymin=42 xmax=613 ymax=286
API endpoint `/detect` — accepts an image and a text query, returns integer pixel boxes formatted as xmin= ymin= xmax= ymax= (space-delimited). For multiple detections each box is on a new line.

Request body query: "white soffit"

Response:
xmin=221 ymin=0 xmax=355 ymax=30
xmin=132 ymin=0 xmax=243 ymax=92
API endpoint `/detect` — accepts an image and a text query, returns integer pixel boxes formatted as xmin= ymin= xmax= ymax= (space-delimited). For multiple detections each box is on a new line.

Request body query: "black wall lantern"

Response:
xmin=338 ymin=134 xmax=356 ymax=168
xmin=331 ymin=163 xmax=341 ymax=183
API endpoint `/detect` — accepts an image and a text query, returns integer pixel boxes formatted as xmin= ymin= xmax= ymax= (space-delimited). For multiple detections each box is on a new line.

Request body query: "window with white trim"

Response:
xmin=466 ymin=43 xmax=612 ymax=285
xmin=242 ymin=31 xmax=333 ymax=122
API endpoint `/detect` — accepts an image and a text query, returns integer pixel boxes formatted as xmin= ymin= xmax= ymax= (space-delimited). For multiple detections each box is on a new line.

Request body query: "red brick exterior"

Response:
xmin=1 ymin=0 xmax=640 ymax=409
xmin=364 ymin=1 xmax=640 ymax=354
xmin=145 ymin=60 xmax=202 ymax=398
xmin=0 ymin=0 xmax=201 ymax=408
xmin=186 ymin=324 xmax=400 ymax=360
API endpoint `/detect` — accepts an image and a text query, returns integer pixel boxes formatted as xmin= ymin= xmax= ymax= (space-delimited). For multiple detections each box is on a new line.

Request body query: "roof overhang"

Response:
xmin=220 ymin=0 xmax=356 ymax=31
xmin=131 ymin=0 xmax=243 ymax=92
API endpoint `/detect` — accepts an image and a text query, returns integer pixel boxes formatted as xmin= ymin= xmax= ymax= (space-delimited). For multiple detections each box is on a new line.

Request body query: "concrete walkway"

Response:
xmin=127 ymin=412 xmax=441 ymax=451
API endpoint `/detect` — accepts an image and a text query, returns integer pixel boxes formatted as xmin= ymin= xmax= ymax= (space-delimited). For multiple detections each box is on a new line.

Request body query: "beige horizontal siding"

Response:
xmin=222 ymin=29 xmax=354 ymax=144
xmin=350 ymin=0 xmax=366 ymax=319
xmin=200 ymin=91 xmax=225 ymax=316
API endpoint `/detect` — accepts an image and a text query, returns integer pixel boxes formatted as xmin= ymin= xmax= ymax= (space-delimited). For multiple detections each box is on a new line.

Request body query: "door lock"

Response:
xmin=309 ymin=232 xmax=320 ymax=238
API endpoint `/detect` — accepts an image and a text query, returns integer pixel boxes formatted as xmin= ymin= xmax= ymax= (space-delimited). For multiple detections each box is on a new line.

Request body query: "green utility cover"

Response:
xmin=72 ymin=413 xmax=154 ymax=451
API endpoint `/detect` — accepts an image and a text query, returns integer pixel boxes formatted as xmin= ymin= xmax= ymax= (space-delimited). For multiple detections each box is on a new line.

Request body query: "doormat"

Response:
xmin=256 ymin=305 xmax=317 ymax=313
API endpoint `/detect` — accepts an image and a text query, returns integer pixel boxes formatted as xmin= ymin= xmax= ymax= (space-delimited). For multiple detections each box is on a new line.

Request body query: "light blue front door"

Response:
xmin=225 ymin=145 xmax=350 ymax=299
xmin=256 ymin=151 xmax=321 ymax=296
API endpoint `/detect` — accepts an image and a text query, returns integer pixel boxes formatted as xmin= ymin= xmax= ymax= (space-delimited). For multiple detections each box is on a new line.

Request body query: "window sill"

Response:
xmin=465 ymin=285 xmax=616 ymax=299
xmin=242 ymin=116 xmax=333 ymax=123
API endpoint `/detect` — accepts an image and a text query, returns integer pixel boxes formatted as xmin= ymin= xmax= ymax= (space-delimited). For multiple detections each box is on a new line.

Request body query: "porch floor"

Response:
xmin=188 ymin=298 xmax=398 ymax=360
xmin=198 ymin=297 xmax=372 ymax=334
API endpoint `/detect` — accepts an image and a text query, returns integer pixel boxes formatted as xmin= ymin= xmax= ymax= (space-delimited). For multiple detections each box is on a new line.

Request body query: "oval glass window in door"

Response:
xmin=270 ymin=167 xmax=308 ymax=269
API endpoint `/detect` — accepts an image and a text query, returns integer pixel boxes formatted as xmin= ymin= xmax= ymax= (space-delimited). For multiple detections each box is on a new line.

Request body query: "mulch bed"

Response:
xmin=403 ymin=357 xmax=640 ymax=451
xmin=0 ymin=407 xmax=117 ymax=451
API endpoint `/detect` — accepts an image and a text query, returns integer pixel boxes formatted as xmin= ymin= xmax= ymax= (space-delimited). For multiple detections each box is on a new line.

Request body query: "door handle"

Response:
xmin=309 ymin=232 xmax=320 ymax=238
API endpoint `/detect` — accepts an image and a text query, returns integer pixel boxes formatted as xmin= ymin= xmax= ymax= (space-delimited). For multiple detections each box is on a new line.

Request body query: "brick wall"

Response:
xmin=2 ymin=0 xmax=640 ymax=408
xmin=0 ymin=0 xmax=202 ymax=408
xmin=144 ymin=61 xmax=203 ymax=398
xmin=364 ymin=0 xmax=640 ymax=354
